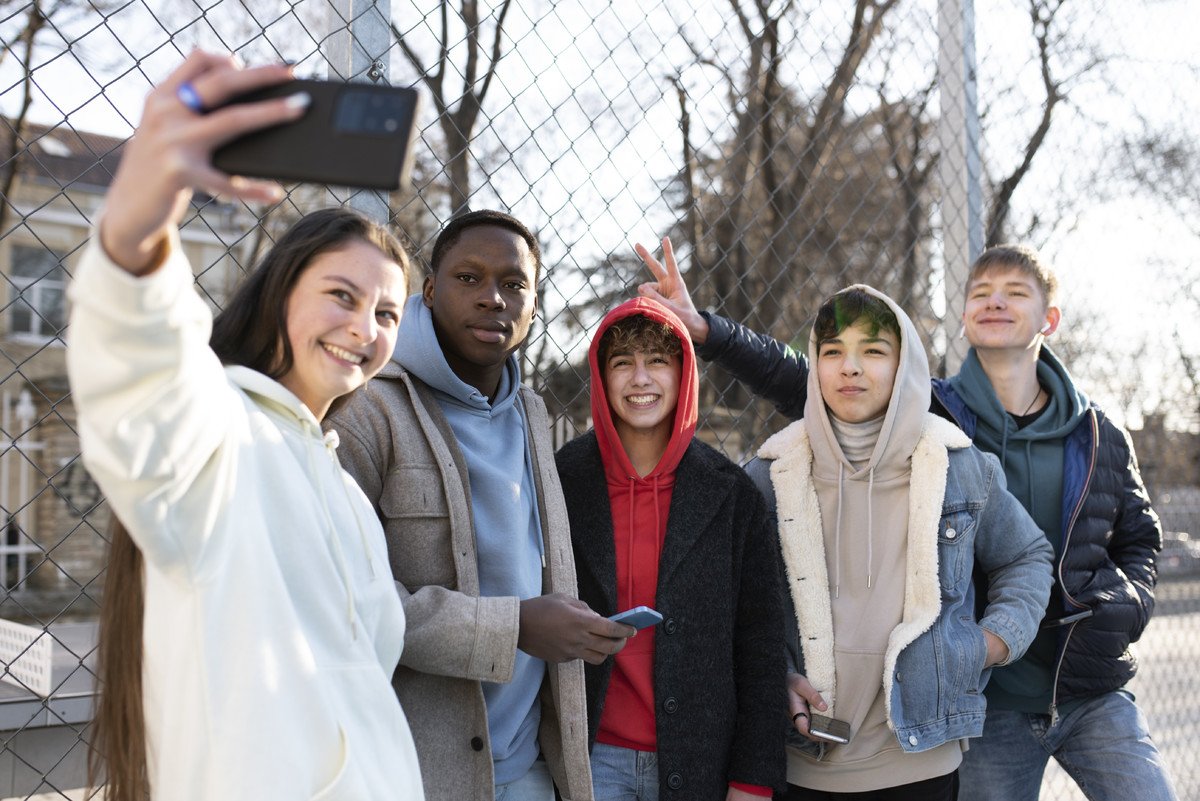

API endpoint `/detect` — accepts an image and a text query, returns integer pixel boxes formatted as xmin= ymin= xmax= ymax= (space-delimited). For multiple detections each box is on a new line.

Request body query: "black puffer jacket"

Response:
xmin=931 ymin=379 xmax=1160 ymax=707
xmin=697 ymin=311 xmax=1163 ymax=709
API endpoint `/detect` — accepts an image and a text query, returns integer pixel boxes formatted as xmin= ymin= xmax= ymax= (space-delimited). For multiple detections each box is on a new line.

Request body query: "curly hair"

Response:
xmin=597 ymin=314 xmax=682 ymax=368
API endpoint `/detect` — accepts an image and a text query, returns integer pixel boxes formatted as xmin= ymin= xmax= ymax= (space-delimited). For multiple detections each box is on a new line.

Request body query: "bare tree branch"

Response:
xmin=985 ymin=0 xmax=1065 ymax=245
xmin=785 ymin=0 xmax=900 ymax=211
xmin=392 ymin=0 xmax=515 ymax=215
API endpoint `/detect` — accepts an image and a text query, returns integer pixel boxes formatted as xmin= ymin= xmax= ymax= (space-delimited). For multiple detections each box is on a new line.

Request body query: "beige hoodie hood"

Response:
xmin=801 ymin=284 xmax=930 ymax=598
xmin=803 ymin=284 xmax=931 ymax=483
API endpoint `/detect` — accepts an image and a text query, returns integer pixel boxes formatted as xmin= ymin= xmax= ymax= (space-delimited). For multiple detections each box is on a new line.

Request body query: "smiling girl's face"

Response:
xmin=278 ymin=238 xmax=404 ymax=420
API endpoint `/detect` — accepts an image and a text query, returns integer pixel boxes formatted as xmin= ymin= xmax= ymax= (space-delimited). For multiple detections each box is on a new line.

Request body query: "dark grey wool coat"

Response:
xmin=555 ymin=432 xmax=787 ymax=800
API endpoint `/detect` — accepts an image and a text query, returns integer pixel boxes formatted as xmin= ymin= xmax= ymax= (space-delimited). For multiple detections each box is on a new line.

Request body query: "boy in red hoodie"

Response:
xmin=555 ymin=297 xmax=786 ymax=801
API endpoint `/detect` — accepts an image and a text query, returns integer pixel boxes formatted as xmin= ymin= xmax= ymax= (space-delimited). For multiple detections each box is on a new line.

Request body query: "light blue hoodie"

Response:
xmin=393 ymin=293 xmax=546 ymax=785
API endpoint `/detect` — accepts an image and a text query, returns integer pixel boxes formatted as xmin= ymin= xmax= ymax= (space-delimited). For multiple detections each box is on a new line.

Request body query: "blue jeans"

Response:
xmin=591 ymin=742 xmax=660 ymax=801
xmin=494 ymin=758 xmax=555 ymax=801
xmin=958 ymin=690 xmax=1177 ymax=801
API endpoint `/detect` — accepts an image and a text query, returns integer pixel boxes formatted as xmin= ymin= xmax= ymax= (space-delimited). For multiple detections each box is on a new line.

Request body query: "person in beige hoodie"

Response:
xmin=742 ymin=285 xmax=1053 ymax=800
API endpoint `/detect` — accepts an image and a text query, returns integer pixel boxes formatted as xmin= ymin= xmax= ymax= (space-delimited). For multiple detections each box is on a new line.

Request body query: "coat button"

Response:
xmin=664 ymin=618 xmax=678 ymax=635
xmin=946 ymin=527 xmax=957 ymax=539
xmin=667 ymin=772 xmax=683 ymax=790
xmin=908 ymin=735 xmax=918 ymax=746
xmin=470 ymin=736 xmax=484 ymax=752
xmin=663 ymin=696 xmax=679 ymax=714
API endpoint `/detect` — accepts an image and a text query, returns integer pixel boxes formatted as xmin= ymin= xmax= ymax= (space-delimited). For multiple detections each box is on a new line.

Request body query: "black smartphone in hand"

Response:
xmin=212 ymin=79 xmax=420 ymax=190
xmin=808 ymin=714 xmax=852 ymax=744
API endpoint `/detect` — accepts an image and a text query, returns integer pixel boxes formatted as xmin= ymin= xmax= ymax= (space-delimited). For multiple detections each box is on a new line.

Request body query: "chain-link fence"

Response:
xmin=0 ymin=0 xmax=1197 ymax=798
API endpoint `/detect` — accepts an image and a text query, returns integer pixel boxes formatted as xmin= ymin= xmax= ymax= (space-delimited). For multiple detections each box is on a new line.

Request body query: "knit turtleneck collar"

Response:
xmin=829 ymin=414 xmax=884 ymax=471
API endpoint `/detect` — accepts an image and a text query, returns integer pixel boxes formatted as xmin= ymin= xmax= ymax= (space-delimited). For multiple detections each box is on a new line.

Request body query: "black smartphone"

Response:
xmin=211 ymin=79 xmax=420 ymax=190
xmin=808 ymin=713 xmax=852 ymax=744
xmin=1041 ymin=608 xmax=1093 ymax=628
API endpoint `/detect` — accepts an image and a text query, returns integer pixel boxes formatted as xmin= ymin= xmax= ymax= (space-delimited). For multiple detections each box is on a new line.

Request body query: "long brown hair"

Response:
xmin=88 ymin=208 xmax=409 ymax=799
xmin=88 ymin=520 xmax=148 ymax=799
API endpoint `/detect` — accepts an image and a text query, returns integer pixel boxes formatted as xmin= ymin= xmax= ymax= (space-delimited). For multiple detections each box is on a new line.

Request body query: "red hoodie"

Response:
xmin=589 ymin=298 xmax=698 ymax=752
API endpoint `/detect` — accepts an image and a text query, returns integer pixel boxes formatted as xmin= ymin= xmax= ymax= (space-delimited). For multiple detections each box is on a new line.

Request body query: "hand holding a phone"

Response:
xmin=518 ymin=593 xmax=637 ymax=665
xmin=608 ymin=605 xmax=663 ymax=630
xmin=101 ymin=50 xmax=303 ymax=275
xmin=787 ymin=671 xmax=829 ymax=741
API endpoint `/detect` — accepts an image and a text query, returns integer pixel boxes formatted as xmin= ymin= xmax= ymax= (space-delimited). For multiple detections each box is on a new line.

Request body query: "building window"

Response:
xmin=9 ymin=246 xmax=66 ymax=340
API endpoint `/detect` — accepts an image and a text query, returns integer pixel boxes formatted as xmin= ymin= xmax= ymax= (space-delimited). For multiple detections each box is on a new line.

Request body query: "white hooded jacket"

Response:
xmin=67 ymin=234 xmax=424 ymax=801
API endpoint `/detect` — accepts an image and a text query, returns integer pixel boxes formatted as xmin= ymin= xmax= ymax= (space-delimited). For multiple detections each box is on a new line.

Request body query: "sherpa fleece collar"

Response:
xmin=760 ymin=413 xmax=970 ymax=727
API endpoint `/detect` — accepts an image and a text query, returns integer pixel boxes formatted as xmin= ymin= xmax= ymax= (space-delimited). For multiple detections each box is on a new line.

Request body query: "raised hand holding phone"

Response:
xmin=100 ymin=51 xmax=304 ymax=274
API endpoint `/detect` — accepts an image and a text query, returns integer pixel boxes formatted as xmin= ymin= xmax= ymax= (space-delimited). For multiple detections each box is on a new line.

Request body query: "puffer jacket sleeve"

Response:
xmin=67 ymin=233 xmax=239 ymax=572
xmin=696 ymin=312 xmax=808 ymax=420
xmin=969 ymin=449 xmax=1055 ymax=664
xmin=1088 ymin=417 xmax=1161 ymax=644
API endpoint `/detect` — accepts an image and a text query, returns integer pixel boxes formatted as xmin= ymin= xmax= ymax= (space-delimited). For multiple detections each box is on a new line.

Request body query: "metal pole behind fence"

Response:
xmin=937 ymin=0 xmax=982 ymax=374
xmin=325 ymin=0 xmax=393 ymax=223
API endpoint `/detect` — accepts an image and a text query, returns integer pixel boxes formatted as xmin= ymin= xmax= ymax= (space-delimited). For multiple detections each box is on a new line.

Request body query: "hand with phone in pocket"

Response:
xmin=787 ymin=672 xmax=850 ymax=744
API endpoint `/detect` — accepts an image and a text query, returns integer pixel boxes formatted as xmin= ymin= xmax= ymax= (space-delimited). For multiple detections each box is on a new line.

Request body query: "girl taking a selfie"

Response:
xmin=70 ymin=51 xmax=423 ymax=801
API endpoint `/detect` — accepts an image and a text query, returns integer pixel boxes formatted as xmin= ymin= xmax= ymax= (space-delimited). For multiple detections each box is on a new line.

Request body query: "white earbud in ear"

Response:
xmin=1039 ymin=322 xmax=1051 ymax=335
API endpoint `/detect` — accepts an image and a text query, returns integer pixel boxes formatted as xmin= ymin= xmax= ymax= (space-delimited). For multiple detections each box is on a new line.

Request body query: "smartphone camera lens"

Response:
xmin=335 ymin=88 xmax=413 ymax=138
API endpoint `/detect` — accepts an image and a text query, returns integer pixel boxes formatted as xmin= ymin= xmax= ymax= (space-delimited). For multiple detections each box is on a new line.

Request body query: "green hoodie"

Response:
xmin=948 ymin=344 xmax=1088 ymax=713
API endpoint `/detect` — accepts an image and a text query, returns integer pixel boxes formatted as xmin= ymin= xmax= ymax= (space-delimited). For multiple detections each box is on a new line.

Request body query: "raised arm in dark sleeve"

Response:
xmin=695 ymin=311 xmax=809 ymax=420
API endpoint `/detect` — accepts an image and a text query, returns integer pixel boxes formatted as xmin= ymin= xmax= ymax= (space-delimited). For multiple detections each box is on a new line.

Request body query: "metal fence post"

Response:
xmin=937 ymin=0 xmax=983 ymax=374
xmin=324 ymin=0 xmax=393 ymax=223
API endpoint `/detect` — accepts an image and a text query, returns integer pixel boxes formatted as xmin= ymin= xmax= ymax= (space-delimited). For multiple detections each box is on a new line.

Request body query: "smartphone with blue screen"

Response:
xmin=608 ymin=606 xmax=663 ymax=630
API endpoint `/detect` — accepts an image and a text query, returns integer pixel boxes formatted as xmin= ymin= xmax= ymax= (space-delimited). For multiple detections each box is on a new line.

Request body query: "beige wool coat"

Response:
xmin=326 ymin=361 xmax=593 ymax=801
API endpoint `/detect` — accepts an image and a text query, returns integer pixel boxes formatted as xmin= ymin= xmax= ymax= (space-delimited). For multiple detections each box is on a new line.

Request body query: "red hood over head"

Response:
xmin=588 ymin=297 xmax=699 ymax=481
